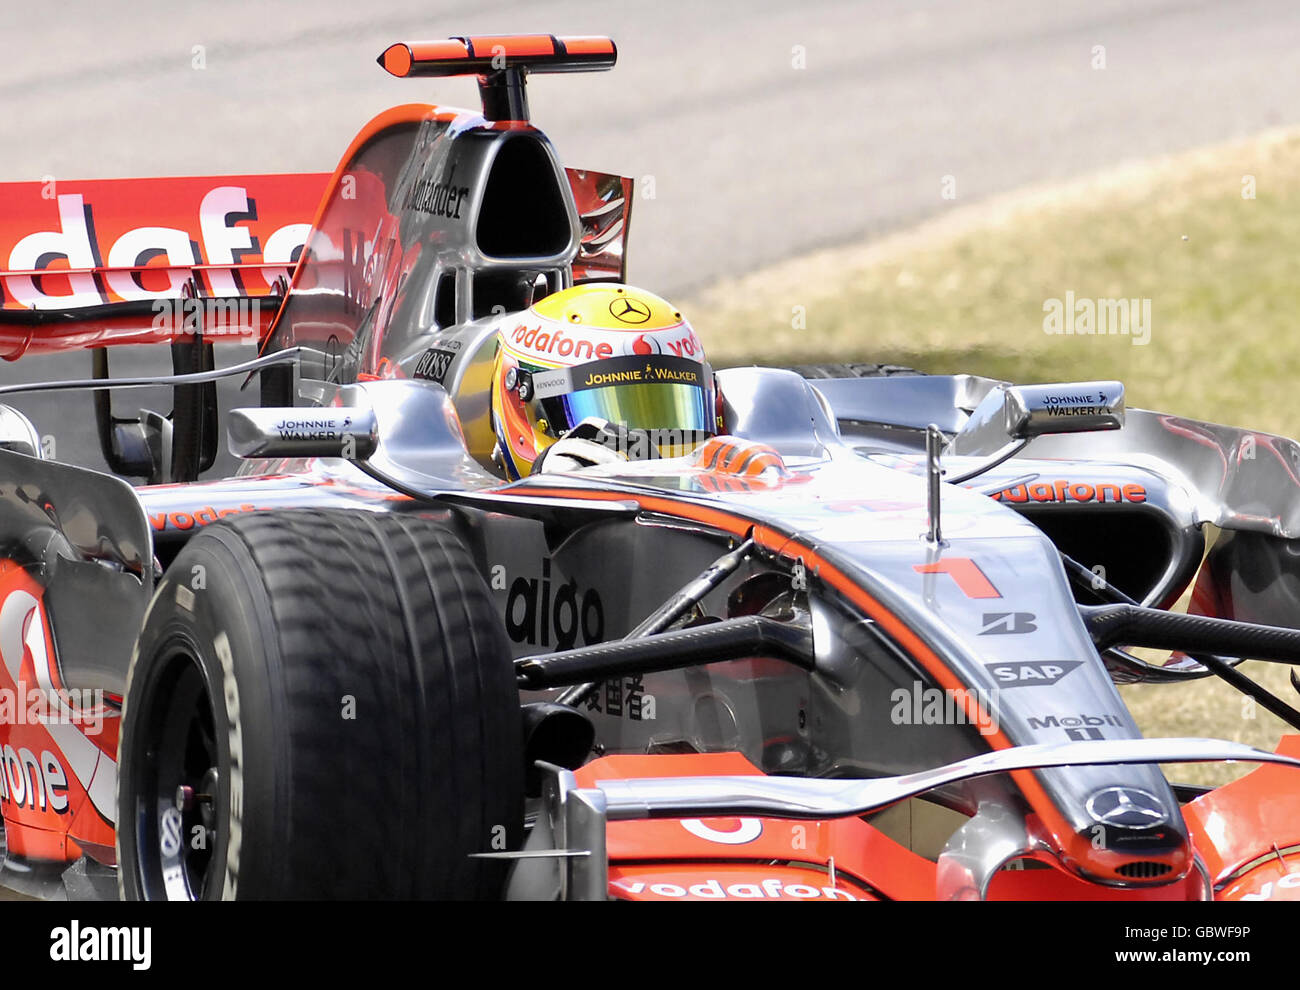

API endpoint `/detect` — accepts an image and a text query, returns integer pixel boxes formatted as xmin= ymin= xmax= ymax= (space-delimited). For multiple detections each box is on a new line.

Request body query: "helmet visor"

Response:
xmin=530 ymin=355 xmax=716 ymax=449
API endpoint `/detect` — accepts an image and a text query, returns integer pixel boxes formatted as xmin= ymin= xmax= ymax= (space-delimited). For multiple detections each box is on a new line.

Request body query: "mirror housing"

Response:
xmin=950 ymin=381 xmax=1124 ymax=457
xmin=0 ymin=404 xmax=43 ymax=458
xmin=228 ymin=407 xmax=378 ymax=460
xmin=1005 ymin=381 xmax=1125 ymax=439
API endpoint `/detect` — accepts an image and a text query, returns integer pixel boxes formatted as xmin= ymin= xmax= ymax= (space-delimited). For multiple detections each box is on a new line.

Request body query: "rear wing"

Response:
xmin=0 ymin=33 xmax=632 ymax=485
xmin=0 ymin=166 xmax=629 ymax=358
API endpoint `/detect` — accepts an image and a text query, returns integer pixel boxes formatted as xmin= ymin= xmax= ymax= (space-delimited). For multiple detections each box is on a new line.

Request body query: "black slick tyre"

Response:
xmin=116 ymin=508 xmax=523 ymax=900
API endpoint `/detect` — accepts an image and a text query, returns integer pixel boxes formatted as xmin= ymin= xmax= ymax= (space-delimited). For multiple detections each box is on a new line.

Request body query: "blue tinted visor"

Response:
xmin=531 ymin=355 xmax=716 ymax=444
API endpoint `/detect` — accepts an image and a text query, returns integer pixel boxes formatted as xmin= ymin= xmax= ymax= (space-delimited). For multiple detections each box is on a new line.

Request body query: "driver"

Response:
xmin=489 ymin=284 xmax=719 ymax=478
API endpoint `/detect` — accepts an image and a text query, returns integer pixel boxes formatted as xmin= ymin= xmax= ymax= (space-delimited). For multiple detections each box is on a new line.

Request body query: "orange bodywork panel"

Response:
xmin=0 ymin=562 xmax=119 ymax=865
xmin=1183 ymin=734 xmax=1300 ymax=899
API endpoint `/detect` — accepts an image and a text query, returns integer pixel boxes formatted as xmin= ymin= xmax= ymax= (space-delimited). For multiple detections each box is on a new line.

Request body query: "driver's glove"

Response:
xmin=531 ymin=417 xmax=654 ymax=474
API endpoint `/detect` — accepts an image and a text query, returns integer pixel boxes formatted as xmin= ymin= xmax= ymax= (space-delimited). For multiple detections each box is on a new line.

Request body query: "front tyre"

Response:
xmin=117 ymin=509 xmax=523 ymax=899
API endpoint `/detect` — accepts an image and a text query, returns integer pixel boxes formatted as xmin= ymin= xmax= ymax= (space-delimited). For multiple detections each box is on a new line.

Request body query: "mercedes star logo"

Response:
xmin=1085 ymin=786 xmax=1168 ymax=829
xmin=609 ymin=296 xmax=652 ymax=324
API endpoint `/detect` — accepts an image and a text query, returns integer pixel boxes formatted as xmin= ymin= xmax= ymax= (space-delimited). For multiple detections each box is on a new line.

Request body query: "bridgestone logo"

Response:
xmin=213 ymin=631 xmax=242 ymax=900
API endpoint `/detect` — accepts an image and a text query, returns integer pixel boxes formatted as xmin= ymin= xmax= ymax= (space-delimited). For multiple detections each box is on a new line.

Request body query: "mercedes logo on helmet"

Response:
xmin=1085 ymin=786 xmax=1169 ymax=829
xmin=609 ymin=296 xmax=652 ymax=324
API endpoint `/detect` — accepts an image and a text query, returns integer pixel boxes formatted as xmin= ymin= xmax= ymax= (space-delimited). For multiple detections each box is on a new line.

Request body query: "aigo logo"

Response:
xmin=495 ymin=557 xmax=604 ymax=650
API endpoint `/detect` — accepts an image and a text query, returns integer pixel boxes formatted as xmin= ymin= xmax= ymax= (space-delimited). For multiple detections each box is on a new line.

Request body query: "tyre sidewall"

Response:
xmin=118 ymin=530 xmax=285 ymax=900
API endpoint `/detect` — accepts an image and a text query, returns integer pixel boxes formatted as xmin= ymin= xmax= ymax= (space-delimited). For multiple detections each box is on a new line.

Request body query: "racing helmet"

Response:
xmin=490 ymin=284 xmax=718 ymax=478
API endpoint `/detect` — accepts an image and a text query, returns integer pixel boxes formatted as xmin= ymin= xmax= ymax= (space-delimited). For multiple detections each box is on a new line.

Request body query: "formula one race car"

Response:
xmin=1 ymin=34 xmax=1299 ymax=902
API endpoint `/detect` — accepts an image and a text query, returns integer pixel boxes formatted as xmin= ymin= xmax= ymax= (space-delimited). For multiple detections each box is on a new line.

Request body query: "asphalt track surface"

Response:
xmin=1 ymin=0 xmax=1299 ymax=477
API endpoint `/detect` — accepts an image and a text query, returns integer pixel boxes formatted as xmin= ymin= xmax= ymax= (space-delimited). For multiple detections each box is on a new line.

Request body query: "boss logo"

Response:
xmin=413 ymin=347 xmax=456 ymax=384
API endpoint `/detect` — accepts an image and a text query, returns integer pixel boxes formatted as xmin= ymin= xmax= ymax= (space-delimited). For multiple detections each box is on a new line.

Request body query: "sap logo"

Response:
xmin=0 ymin=744 xmax=70 ymax=814
xmin=986 ymin=660 xmax=1082 ymax=687
xmin=979 ymin=612 xmax=1037 ymax=635
xmin=494 ymin=558 xmax=604 ymax=650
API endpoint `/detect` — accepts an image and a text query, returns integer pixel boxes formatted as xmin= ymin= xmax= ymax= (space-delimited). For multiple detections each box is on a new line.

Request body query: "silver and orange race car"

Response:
xmin=0 ymin=34 xmax=1298 ymax=902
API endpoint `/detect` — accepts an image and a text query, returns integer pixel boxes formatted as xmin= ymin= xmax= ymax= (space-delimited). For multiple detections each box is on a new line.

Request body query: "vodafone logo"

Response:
xmin=618 ymin=327 xmax=703 ymax=360
xmin=615 ymin=877 xmax=859 ymax=900
xmin=623 ymin=333 xmax=662 ymax=356
xmin=680 ymin=818 xmax=763 ymax=845
xmin=989 ymin=480 xmax=1147 ymax=504
xmin=0 ymin=175 xmax=322 ymax=311
xmin=1240 ymin=869 xmax=1300 ymax=900
xmin=508 ymin=319 xmax=706 ymax=366
xmin=509 ymin=322 xmax=614 ymax=362
xmin=0 ymin=588 xmax=116 ymax=822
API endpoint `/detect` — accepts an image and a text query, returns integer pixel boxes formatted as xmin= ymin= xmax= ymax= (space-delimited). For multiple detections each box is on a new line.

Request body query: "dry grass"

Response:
xmin=686 ymin=127 xmax=1300 ymax=784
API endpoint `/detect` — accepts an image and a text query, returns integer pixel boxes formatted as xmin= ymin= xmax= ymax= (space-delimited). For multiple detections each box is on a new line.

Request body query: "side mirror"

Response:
xmin=228 ymin=407 xmax=378 ymax=460
xmin=0 ymin=404 xmax=43 ymax=458
xmin=950 ymin=381 xmax=1124 ymax=457
xmin=1004 ymin=381 xmax=1124 ymax=439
